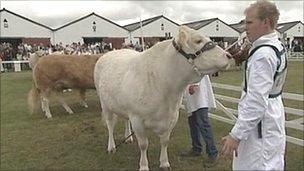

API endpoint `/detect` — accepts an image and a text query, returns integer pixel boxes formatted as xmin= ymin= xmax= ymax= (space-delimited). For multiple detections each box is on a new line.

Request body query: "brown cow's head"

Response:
xmin=227 ymin=42 xmax=251 ymax=66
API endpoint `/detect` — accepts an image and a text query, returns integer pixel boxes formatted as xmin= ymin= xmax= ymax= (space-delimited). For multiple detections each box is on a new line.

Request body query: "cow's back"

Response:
xmin=34 ymin=54 xmax=100 ymax=91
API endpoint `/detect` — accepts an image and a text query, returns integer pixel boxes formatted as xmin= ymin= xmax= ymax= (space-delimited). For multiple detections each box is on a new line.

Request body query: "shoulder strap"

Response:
xmin=243 ymin=44 xmax=286 ymax=93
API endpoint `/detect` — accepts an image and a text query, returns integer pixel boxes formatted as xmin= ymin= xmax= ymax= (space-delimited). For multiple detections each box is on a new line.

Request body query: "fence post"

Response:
xmin=1 ymin=61 xmax=4 ymax=72
xmin=13 ymin=61 xmax=21 ymax=72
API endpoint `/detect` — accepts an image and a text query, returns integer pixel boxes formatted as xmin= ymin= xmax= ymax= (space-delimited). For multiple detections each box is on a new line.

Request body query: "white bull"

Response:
xmin=94 ymin=25 xmax=230 ymax=171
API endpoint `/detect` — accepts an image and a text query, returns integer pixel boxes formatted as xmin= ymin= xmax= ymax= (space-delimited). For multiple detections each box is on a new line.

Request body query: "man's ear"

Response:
xmin=264 ymin=18 xmax=271 ymax=27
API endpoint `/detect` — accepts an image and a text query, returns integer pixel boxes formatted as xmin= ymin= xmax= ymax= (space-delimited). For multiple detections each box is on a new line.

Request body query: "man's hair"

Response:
xmin=246 ymin=0 xmax=280 ymax=29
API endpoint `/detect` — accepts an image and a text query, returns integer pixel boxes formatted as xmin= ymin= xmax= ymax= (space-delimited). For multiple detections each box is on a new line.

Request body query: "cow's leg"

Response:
xmin=78 ymin=89 xmax=88 ymax=108
xmin=41 ymin=97 xmax=52 ymax=118
xmin=102 ymin=106 xmax=117 ymax=153
xmin=159 ymin=131 xmax=171 ymax=170
xmin=130 ymin=117 xmax=149 ymax=171
xmin=56 ymin=92 xmax=74 ymax=114
xmin=40 ymin=91 xmax=52 ymax=118
xmin=158 ymin=111 xmax=179 ymax=170
xmin=40 ymin=96 xmax=46 ymax=112
xmin=124 ymin=120 xmax=133 ymax=143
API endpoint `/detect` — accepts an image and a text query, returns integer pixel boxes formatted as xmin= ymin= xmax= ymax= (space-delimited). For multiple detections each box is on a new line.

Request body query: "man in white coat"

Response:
xmin=221 ymin=0 xmax=287 ymax=170
xmin=181 ymin=75 xmax=218 ymax=165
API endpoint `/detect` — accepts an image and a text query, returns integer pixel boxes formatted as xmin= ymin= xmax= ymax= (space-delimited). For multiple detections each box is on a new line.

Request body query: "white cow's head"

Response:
xmin=175 ymin=25 xmax=230 ymax=75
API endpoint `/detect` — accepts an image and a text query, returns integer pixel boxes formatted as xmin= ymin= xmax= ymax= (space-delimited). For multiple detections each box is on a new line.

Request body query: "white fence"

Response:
xmin=287 ymin=51 xmax=304 ymax=61
xmin=1 ymin=60 xmax=30 ymax=72
xmin=210 ymin=83 xmax=304 ymax=146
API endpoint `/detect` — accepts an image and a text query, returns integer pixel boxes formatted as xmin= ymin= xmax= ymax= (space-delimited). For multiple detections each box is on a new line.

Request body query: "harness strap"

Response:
xmin=258 ymin=121 xmax=262 ymax=138
xmin=172 ymin=39 xmax=217 ymax=77
xmin=172 ymin=39 xmax=216 ymax=60
xmin=172 ymin=39 xmax=195 ymax=60
xmin=243 ymin=43 xmax=287 ymax=98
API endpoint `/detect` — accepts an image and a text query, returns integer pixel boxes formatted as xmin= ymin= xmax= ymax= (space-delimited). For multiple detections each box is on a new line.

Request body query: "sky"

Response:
xmin=0 ymin=0 xmax=303 ymax=29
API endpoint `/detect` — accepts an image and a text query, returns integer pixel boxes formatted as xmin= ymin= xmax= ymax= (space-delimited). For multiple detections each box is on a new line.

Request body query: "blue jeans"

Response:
xmin=188 ymin=108 xmax=218 ymax=158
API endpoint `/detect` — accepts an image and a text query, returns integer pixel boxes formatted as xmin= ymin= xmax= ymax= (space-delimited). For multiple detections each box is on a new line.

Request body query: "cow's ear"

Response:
xmin=178 ymin=25 xmax=188 ymax=48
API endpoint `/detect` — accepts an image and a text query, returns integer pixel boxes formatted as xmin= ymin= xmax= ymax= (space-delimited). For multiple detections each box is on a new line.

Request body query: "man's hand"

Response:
xmin=188 ymin=85 xmax=198 ymax=95
xmin=220 ymin=135 xmax=240 ymax=159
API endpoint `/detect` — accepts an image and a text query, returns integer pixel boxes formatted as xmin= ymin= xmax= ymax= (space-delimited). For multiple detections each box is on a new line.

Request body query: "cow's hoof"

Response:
xmin=67 ymin=110 xmax=74 ymax=114
xmin=107 ymin=148 xmax=116 ymax=154
xmin=46 ymin=114 xmax=52 ymax=119
xmin=160 ymin=167 xmax=171 ymax=171
xmin=139 ymin=166 xmax=149 ymax=171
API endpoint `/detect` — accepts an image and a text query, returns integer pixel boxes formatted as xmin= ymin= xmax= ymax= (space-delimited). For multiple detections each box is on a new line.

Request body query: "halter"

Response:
xmin=172 ymin=39 xmax=216 ymax=77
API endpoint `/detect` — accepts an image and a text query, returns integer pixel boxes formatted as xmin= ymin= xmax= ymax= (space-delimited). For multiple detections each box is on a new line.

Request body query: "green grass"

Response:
xmin=1 ymin=61 xmax=303 ymax=171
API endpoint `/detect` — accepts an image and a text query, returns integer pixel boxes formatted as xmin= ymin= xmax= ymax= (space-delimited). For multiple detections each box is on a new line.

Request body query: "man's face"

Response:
xmin=245 ymin=8 xmax=265 ymax=43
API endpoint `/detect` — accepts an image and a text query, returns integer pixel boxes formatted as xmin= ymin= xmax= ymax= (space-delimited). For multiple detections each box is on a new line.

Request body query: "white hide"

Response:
xmin=94 ymin=25 xmax=230 ymax=171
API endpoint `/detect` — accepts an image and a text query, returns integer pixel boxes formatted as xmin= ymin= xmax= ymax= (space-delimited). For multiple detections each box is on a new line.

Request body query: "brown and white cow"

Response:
xmin=28 ymin=53 xmax=100 ymax=118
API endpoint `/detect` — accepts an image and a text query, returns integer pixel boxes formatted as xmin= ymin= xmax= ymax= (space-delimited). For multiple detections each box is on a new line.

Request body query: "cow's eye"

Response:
xmin=195 ymin=40 xmax=202 ymax=44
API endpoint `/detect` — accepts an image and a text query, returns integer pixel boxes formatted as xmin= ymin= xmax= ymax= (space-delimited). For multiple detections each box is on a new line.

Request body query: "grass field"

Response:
xmin=1 ymin=61 xmax=303 ymax=170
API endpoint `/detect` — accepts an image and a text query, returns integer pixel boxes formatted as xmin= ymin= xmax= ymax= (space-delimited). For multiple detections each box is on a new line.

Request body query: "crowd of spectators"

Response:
xmin=121 ymin=41 xmax=155 ymax=52
xmin=1 ymin=38 xmax=303 ymax=62
xmin=0 ymin=42 xmax=15 ymax=61
xmin=280 ymin=39 xmax=304 ymax=52
xmin=0 ymin=41 xmax=114 ymax=61
xmin=0 ymin=40 xmax=153 ymax=72
xmin=290 ymin=39 xmax=303 ymax=52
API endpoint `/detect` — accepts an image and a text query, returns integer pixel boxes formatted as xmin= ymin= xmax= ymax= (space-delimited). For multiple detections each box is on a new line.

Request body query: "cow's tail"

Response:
xmin=28 ymin=82 xmax=40 ymax=115
xmin=29 ymin=51 xmax=44 ymax=69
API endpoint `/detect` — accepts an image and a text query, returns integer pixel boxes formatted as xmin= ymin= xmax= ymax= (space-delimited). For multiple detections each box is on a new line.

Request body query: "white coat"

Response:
xmin=230 ymin=32 xmax=286 ymax=170
xmin=184 ymin=75 xmax=216 ymax=116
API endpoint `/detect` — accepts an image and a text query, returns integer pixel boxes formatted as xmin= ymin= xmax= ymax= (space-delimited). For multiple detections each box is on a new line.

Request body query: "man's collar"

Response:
xmin=252 ymin=32 xmax=278 ymax=48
